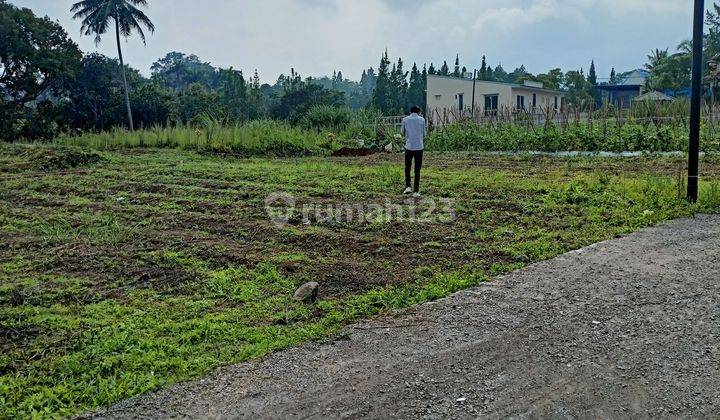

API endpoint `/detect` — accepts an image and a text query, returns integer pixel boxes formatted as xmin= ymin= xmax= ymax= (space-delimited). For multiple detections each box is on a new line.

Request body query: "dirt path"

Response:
xmin=96 ymin=215 xmax=720 ymax=419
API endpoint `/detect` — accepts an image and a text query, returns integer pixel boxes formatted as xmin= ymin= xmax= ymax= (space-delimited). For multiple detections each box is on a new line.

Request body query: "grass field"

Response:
xmin=2 ymin=144 xmax=720 ymax=417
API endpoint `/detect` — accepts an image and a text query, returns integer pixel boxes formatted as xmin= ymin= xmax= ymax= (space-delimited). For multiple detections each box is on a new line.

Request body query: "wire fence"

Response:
xmin=424 ymin=99 xmax=720 ymax=136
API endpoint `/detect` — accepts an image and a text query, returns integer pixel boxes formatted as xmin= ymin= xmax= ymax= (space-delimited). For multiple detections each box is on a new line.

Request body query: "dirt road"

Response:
xmin=96 ymin=215 xmax=720 ymax=419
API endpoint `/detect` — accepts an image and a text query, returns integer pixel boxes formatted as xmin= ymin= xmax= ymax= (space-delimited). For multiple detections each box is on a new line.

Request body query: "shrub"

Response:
xmin=17 ymin=146 xmax=104 ymax=170
xmin=302 ymin=106 xmax=352 ymax=132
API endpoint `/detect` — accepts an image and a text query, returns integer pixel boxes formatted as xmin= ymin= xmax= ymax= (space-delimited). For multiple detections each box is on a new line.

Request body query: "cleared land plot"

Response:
xmin=1 ymin=144 xmax=720 ymax=417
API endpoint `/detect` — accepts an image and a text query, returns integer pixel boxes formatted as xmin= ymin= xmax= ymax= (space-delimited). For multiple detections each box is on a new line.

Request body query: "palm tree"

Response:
xmin=645 ymin=48 xmax=669 ymax=72
xmin=71 ymin=0 xmax=154 ymax=131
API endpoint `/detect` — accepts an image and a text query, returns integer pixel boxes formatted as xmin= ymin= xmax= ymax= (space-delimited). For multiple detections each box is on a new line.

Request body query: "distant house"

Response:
xmin=594 ymin=69 xmax=649 ymax=108
xmin=426 ymin=74 xmax=563 ymax=124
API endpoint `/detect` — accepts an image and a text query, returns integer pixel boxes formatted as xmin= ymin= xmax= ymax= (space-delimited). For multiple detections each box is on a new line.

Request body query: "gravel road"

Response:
xmin=95 ymin=215 xmax=720 ymax=419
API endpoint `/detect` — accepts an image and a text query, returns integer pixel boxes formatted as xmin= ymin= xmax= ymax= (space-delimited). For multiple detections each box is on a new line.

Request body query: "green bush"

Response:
xmin=302 ymin=106 xmax=352 ymax=132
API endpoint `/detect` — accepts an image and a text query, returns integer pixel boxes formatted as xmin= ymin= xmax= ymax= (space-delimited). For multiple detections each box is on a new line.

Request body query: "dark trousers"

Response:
xmin=404 ymin=149 xmax=424 ymax=193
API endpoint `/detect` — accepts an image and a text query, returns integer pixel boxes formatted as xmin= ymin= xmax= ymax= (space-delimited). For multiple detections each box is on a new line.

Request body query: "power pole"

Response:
xmin=688 ymin=0 xmax=705 ymax=202
xmin=471 ymin=69 xmax=477 ymax=119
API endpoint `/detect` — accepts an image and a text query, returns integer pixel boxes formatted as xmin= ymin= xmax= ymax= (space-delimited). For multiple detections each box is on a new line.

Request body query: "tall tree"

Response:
xmin=372 ymin=51 xmax=392 ymax=113
xmin=479 ymin=56 xmax=488 ymax=80
xmin=609 ymin=67 xmax=618 ymax=85
xmin=645 ymin=48 xmax=669 ymax=72
xmin=390 ymin=58 xmax=408 ymax=113
xmin=218 ymin=67 xmax=248 ymax=121
xmin=0 ymin=1 xmax=82 ymax=140
xmin=421 ymin=64 xmax=428 ymax=110
xmin=453 ymin=54 xmax=461 ymax=77
xmin=150 ymin=52 xmax=219 ymax=91
xmin=65 ymin=53 xmax=143 ymax=130
xmin=440 ymin=61 xmax=450 ymax=76
xmin=536 ymin=68 xmax=564 ymax=90
xmin=508 ymin=65 xmax=529 ymax=83
xmin=563 ymin=70 xmax=593 ymax=108
xmin=71 ymin=0 xmax=155 ymax=131
xmin=407 ymin=62 xmax=423 ymax=111
xmin=493 ymin=64 xmax=508 ymax=82
xmin=588 ymin=60 xmax=597 ymax=85
xmin=428 ymin=63 xmax=436 ymax=75
xmin=646 ymin=46 xmax=692 ymax=95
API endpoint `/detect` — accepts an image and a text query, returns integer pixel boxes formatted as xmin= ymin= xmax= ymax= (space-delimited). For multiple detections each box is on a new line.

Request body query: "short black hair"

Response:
xmin=410 ymin=106 xmax=421 ymax=114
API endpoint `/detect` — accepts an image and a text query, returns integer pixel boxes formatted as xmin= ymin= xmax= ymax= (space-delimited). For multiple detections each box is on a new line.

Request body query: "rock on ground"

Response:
xmin=94 ymin=215 xmax=720 ymax=419
xmin=293 ymin=281 xmax=319 ymax=302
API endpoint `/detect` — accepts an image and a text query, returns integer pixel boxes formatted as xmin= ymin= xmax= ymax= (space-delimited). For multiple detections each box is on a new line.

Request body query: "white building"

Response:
xmin=426 ymin=74 xmax=563 ymax=124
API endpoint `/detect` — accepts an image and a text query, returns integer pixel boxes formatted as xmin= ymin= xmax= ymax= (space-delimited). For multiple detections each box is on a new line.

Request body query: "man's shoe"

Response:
xmin=413 ymin=192 xmax=421 ymax=198
xmin=403 ymin=187 xmax=412 ymax=194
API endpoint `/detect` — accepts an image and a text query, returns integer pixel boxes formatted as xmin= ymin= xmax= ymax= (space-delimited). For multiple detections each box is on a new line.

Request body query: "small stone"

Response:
xmin=456 ymin=397 xmax=467 ymax=403
xmin=384 ymin=142 xmax=393 ymax=152
xmin=293 ymin=282 xmax=319 ymax=303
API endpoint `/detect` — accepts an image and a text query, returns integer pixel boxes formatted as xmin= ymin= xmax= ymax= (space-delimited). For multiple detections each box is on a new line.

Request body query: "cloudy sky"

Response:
xmin=11 ymin=0 xmax=705 ymax=83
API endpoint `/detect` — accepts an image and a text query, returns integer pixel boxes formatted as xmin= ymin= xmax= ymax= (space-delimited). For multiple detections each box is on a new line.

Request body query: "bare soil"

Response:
xmin=94 ymin=215 xmax=720 ymax=419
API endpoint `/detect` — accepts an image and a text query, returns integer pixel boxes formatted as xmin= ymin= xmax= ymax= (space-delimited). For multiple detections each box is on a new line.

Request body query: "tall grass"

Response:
xmin=426 ymin=121 xmax=720 ymax=153
xmin=52 ymin=119 xmax=336 ymax=157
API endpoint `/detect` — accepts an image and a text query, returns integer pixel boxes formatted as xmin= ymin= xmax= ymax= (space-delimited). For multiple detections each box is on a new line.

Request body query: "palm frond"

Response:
xmin=70 ymin=0 xmax=154 ymax=44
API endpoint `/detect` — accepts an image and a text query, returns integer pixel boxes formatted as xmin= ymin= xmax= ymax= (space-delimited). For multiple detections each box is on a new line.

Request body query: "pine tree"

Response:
xmin=428 ymin=63 xmax=436 ymax=75
xmin=252 ymin=69 xmax=261 ymax=89
xmin=440 ymin=61 xmax=450 ymax=76
xmin=588 ymin=60 xmax=597 ymax=85
xmin=247 ymin=69 xmax=266 ymax=119
xmin=453 ymin=54 xmax=461 ymax=77
xmin=480 ymin=56 xmax=488 ymax=80
xmin=609 ymin=67 xmax=617 ymax=85
xmin=421 ymin=64 xmax=428 ymax=110
xmin=407 ymin=62 xmax=422 ymax=111
xmin=372 ymin=51 xmax=392 ymax=114
xmin=391 ymin=58 xmax=408 ymax=113
xmin=494 ymin=64 xmax=508 ymax=82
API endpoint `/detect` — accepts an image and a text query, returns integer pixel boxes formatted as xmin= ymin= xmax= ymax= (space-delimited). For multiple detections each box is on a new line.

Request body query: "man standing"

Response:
xmin=401 ymin=106 xmax=426 ymax=197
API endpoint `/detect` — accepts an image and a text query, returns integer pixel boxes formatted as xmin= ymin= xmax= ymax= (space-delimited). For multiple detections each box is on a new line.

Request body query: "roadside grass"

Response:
xmin=1 ymin=145 xmax=720 ymax=417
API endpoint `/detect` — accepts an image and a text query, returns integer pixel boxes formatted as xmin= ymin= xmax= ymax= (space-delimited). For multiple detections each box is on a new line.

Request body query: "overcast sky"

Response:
xmin=11 ymin=0 xmax=706 ymax=83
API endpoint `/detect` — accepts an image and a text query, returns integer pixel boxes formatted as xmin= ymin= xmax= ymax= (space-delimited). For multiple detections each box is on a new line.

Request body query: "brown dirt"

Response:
xmin=94 ymin=215 xmax=720 ymax=419
xmin=331 ymin=147 xmax=380 ymax=157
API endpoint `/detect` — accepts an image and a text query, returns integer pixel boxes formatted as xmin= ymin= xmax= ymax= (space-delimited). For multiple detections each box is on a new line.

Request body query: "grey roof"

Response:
xmin=426 ymin=74 xmax=563 ymax=95
xmin=633 ymin=90 xmax=673 ymax=102
xmin=620 ymin=69 xmax=649 ymax=86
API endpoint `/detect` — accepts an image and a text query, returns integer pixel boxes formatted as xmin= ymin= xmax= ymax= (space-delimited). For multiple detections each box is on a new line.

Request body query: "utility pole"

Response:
xmin=688 ymin=0 xmax=705 ymax=202
xmin=471 ymin=69 xmax=477 ymax=119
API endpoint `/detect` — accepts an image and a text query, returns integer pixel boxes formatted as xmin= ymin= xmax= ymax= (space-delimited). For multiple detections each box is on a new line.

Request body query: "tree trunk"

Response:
xmin=115 ymin=17 xmax=134 ymax=131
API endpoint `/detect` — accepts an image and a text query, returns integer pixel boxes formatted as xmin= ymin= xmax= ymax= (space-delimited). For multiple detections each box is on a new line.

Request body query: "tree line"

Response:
xmin=0 ymin=0 xmax=377 ymax=141
xmin=4 ymin=0 xmax=720 ymax=141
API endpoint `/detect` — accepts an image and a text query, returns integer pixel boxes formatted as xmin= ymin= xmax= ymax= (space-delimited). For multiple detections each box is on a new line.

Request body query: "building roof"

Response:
xmin=593 ymin=69 xmax=649 ymax=93
xmin=619 ymin=69 xmax=649 ymax=87
xmin=426 ymin=74 xmax=563 ymax=95
xmin=633 ymin=90 xmax=673 ymax=102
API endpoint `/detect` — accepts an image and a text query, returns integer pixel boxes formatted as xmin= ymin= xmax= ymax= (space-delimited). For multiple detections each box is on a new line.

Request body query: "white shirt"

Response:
xmin=401 ymin=113 xmax=426 ymax=151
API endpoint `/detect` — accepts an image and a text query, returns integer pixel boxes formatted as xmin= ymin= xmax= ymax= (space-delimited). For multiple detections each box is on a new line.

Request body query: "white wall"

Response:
xmin=512 ymin=88 xmax=562 ymax=112
xmin=426 ymin=75 xmax=512 ymax=117
xmin=426 ymin=74 xmax=562 ymax=124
